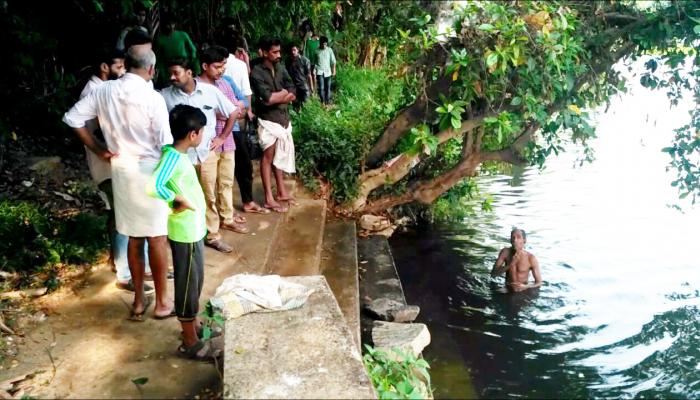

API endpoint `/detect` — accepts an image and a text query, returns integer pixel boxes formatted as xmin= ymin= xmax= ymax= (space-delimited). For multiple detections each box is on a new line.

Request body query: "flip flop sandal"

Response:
xmin=264 ymin=204 xmax=289 ymax=213
xmin=127 ymin=295 xmax=153 ymax=322
xmin=154 ymin=308 xmax=177 ymax=320
xmin=205 ymin=239 xmax=233 ymax=253
xmin=220 ymin=221 xmax=250 ymax=234
xmin=243 ymin=204 xmax=271 ymax=214
xmin=232 ymin=213 xmax=247 ymax=224
xmin=178 ymin=337 xmax=224 ymax=362
xmin=276 ymin=198 xmax=299 ymax=207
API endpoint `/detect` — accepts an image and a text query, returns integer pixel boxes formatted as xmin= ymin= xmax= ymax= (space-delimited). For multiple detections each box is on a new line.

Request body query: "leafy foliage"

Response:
xmin=292 ymin=66 xmax=410 ymax=203
xmin=363 ymin=345 xmax=432 ymax=399
xmin=0 ymin=200 xmax=107 ymax=274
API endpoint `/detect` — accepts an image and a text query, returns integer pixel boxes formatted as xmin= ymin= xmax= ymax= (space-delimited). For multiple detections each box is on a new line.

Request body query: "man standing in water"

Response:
xmin=491 ymin=228 xmax=542 ymax=292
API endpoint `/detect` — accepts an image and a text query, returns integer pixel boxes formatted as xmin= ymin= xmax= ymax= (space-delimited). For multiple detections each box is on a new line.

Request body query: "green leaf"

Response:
xmin=694 ymin=25 xmax=700 ymax=35
xmin=451 ymin=117 xmax=462 ymax=130
xmin=202 ymin=325 xmax=212 ymax=340
xmin=486 ymin=52 xmax=499 ymax=67
xmin=131 ymin=377 xmax=149 ymax=385
xmin=510 ymin=97 xmax=522 ymax=106
xmin=478 ymin=23 xmax=495 ymax=31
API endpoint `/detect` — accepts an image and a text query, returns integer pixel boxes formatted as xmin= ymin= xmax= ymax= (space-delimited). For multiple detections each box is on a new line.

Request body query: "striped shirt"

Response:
xmin=147 ymin=145 xmax=206 ymax=242
xmin=210 ymin=78 xmax=238 ymax=153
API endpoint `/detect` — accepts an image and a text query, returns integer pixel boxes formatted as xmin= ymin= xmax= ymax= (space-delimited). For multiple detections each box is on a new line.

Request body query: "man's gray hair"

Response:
xmin=125 ymin=46 xmax=156 ymax=70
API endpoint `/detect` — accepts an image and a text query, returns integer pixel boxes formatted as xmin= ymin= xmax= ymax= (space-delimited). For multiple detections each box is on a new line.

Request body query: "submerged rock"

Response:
xmin=371 ymin=321 xmax=431 ymax=358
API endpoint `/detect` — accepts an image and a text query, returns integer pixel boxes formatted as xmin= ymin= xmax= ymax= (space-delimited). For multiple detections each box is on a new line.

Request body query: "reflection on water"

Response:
xmin=390 ymin=83 xmax=700 ymax=398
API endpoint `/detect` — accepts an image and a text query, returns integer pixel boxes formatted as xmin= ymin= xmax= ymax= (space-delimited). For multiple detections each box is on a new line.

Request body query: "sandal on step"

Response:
xmin=127 ymin=295 xmax=153 ymax=322
xmin=263 ymin=203 xmax=288 ymax=213
xmin=178 ymin=337 xmax=224 ymax=362
xmin=243 ymin=203 xmax=271 ymax=214
xmin=276 ymin=197 xmax=299 ymax=207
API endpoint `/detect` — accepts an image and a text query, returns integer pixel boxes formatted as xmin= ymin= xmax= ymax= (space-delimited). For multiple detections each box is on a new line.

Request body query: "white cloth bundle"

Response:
xmin=211 ymin=274 xmax=314 ymax=319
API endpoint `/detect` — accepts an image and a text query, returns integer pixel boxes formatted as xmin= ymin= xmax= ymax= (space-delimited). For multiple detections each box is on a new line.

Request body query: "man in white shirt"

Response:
xmin=79 ymin=49 xmax=154 ymax=294
xmin=160 ymin=57 xmax=242 ymax=253
xmin=63 ymin=46 xmax=175 ymax=321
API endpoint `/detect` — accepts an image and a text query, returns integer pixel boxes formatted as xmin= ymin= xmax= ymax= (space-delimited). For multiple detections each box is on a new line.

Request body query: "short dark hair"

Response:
xmin=200 ymin=45 xmax=228 ymax=65
xmin=260 ymin=37 xmax=281 ymax=52
xmin=93 ymin=48 xmax=125 ymax=74
xmin=320 ymin=36 xmax=329 ymax=45
xmin=167 ymin=57 xmax=193 ymax=71
xmin=169 ymin=104 xmax=206 ymax=141
xmin=124 ymin=28 xmax=151 ymax=49
xmin=257 ymin=36 xmax=271 ymax=51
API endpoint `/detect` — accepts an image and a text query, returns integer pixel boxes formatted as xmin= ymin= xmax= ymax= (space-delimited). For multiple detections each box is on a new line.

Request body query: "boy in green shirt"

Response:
xmin=147 ymin=104 xmax=222 ymax=361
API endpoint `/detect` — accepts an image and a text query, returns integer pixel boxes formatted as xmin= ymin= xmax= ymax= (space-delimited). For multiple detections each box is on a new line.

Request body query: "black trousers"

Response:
xmin=233 ymin=130 xmax=254 ymax=204
xmin=170 ymin=239 xmax=204 ymax=322
xmin=294 ymin=88 xmax=309 ymax=111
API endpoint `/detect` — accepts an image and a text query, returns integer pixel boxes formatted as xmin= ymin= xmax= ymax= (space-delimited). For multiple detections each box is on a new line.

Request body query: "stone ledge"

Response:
xmin=223 ymin=276 xmax=375 ymax=399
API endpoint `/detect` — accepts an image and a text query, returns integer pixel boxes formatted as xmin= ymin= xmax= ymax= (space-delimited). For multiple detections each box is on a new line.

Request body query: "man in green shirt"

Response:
xmin=147 ymin=104 xmax=222 ymax=361
xmin=314 ymin=36 xmax=336 ymax=105
xmin=154 ymin=16 xmax=198 ymax=87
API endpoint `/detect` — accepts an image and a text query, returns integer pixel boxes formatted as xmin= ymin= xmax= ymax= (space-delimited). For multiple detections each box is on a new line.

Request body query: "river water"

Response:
xmin=390 ymin=82 xmax=700 ymax=398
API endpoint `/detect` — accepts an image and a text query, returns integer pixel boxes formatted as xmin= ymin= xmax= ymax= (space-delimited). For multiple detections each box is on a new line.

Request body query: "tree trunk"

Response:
xmin=349 ymin=117 xmax=486 ymax=212
xmin=365 ymin=74 xmax=452 ymax=167
xmin=359 ymin=153 xmax=483 ymax=214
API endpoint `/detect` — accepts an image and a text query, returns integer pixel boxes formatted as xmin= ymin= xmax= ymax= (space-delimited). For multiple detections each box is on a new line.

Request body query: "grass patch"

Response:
xmin=0 ymin=200 xmax=107 ymax=286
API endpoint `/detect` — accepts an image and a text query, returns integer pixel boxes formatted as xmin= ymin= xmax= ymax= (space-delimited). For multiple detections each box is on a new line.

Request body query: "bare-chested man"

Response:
xmin=491 ymin=228 xmax=542 ymax=292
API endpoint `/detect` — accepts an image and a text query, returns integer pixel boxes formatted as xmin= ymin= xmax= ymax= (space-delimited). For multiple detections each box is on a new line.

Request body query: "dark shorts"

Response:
xmin=170 ymin=239 xmax=205 ymax=321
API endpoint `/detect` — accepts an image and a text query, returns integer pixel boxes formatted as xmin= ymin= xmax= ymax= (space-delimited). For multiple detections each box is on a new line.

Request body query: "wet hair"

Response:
xmin=200 ymin=45 xmax=228 ymax=65
xmin=124 ymin=28 xmax=151 ymax=50
xmin=169 ymin=104 xmax=206 ymax=142
xmin=93 ymin=48 xmax=125 ymax=74
xmin=166 ymin=57 xmax=193 ymax=71
xmin=260 ymin=37 xmax=281 ymax=52
xmin=125 ymin=46 xmax=156 ymax=70
xmin=511 ymin=227 xmax=527 ymax=241
xmin=320 ymin=36 xmax=329 ymax=45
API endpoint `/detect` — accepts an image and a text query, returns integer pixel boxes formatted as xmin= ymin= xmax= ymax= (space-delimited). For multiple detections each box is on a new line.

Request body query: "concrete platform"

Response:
xmin=265 ymin=199 xmax=326 ymax=276
xmin=320 ymin=218 xmax=361 ymax=349
xmin=223 ymin=276 xmax=375 ymax=399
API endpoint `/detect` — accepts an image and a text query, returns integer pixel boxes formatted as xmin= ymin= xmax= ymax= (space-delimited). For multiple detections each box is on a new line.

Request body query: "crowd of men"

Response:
xmin=61 ymin=16 xmax=336 ymax=361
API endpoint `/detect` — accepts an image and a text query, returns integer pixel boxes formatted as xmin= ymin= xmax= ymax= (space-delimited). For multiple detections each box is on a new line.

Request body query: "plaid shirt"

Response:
xmin=210 ymin=78 xmax=238 ymax=153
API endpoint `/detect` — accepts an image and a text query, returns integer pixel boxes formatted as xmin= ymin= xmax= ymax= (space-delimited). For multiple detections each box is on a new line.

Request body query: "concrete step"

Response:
xmin=264 ymin=198 xmax=326 ymax=276
xmin=320 ymin=218 xmax=361 ymax=349
xmin=223 ymin=276 xmax=376 ymax=399
xmin=357 ymin=236 xmax=409 ymax=346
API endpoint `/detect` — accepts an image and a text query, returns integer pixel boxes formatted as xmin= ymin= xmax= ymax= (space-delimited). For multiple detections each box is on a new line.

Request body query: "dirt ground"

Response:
xmin=0 ymin=209 xmax=282 ymax=399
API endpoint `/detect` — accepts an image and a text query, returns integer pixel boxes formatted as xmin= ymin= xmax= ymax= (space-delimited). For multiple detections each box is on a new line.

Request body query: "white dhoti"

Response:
xmin=258 ymin=119 xmax=296 ymax=173
xmin=111 ymin=156 xmax=170 ymax=237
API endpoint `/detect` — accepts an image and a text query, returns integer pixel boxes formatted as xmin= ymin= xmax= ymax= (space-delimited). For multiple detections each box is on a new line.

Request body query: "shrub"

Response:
xmin=363 ymin=345 xmax=432 ymax=399
xmin=0 ymin=200 xmax=107 ymax=275
xmin=292 ymin=66 xmax=409 ymax=204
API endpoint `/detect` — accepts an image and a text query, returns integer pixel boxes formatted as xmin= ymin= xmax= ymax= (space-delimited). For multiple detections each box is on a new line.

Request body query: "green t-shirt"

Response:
xmin=147 ymin=145 xmax=206 ymax=243
xmin=155 ymin=30 xmax=197 ymax=63
xmin=304 ymin=38 xmax=320 ymax=67
xmin=155 ymin=30 xmax=199 ymax=82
